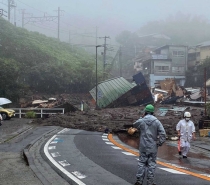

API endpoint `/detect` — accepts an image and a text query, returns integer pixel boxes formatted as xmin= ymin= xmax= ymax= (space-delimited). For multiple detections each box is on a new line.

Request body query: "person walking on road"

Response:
xmin=133 ymin=104 xmax=166 ymax=185
xmin=176 ymin=111 xmax=196 ymax=158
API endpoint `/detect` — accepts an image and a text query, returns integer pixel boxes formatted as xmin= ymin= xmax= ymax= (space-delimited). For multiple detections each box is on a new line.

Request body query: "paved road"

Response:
xmin=42 ymin=128 xmax=210 ymax=185
xmin=1 ymin=119 xmax=210 ymax=185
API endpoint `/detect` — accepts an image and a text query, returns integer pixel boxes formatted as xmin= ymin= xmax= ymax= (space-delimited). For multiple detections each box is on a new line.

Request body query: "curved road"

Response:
xmin=42 ymin=128 xmax=210 ymax=185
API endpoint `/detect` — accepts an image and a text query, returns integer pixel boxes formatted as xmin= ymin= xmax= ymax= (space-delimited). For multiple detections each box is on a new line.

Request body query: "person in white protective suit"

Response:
xmin=176 ymin=112 xmax=196 ymax=158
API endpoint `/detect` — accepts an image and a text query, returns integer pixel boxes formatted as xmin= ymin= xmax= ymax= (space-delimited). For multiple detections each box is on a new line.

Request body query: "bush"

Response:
xmin=25 ymin=111 xmax=36 ymax=118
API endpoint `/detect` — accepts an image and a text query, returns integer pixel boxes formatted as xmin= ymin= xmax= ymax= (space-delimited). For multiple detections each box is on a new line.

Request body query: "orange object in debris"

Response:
xmin=177 ymin=137 xmax=181 ymax=153
xmin=128 ymin=127 xmax=137 ymax=135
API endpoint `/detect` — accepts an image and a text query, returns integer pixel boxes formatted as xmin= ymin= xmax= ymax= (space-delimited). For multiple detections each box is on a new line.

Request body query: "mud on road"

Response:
xmin=31 ymin=104 xmax=203 ymax=139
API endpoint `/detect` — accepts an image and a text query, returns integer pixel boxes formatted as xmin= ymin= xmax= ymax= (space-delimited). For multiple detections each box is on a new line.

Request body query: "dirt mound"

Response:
xmin=31 ymin=104 xmax=203 ymax=139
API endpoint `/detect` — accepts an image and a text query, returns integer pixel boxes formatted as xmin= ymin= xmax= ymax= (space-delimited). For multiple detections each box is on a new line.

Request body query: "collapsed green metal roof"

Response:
xmin=89 ymin=77 xmax=135 ymax=108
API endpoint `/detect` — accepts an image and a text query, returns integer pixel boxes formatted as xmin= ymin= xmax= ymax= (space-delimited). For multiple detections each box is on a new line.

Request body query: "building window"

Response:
xmin=155 ymin=66 xmax=169 ymax=73
xmin=172 ymin=51 xmax=184 ymax=57
xmin=172 ymin=67 xmax=184 ymax=73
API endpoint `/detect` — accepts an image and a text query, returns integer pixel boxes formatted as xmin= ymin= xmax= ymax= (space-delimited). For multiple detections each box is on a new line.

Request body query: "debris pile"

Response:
xmin=19 ymin=93 xmax=93 ymax=111
xmin=19 ymin=76 xmax=207 ymax=140
xmin=31 ymin=104 xmax=203 ymax=140
xmin=152 ymin=78 xmax=209 ymax=106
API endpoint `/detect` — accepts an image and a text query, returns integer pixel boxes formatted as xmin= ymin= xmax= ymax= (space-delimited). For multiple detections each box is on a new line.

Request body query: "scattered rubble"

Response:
xmin=19 ymin=76 xmax=209 ymax=140
xmin=31 ymin=104 xmax=204 ymax=140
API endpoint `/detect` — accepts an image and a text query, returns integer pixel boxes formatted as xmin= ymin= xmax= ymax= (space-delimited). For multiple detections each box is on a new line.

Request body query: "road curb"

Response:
xmin=23 ymin=127 xmax=60 ymax=185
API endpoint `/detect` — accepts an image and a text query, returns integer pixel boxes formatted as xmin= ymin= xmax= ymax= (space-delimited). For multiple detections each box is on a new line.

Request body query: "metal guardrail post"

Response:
xmin=19 ymin=109 xmax=21 ymax=118
xmin=13 ymin=108 xmax=65 ymax=118
xmin=41 ymin=109 xmax=43 ymax=118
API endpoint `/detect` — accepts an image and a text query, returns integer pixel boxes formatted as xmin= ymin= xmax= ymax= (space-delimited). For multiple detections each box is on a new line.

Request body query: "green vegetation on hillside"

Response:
xmin=0 ymin=17 xmax=102 ymax=102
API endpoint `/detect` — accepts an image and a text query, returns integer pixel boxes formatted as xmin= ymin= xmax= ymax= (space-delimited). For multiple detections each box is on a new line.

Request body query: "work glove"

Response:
xmin=156 ymin=142 xmax=162 ymax=147
xmin=127 ymin=127 xmax=137 ymax=135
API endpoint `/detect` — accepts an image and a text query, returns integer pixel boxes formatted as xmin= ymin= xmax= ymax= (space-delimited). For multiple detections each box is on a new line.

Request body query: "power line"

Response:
xmin=16 ymin=0 xmax=46 ymax=14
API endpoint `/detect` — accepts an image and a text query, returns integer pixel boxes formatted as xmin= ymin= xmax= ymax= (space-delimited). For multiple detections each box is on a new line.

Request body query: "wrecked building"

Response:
xmin=89 ymin=72 xmax=154 ymax=109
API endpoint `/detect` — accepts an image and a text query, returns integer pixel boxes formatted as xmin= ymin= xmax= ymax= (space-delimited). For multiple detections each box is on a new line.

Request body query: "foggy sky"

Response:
xmin=3 ymin=0 xmax=210 ymax=47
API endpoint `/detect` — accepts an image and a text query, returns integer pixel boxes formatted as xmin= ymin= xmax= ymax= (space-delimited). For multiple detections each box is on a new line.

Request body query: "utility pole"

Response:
xmin=204 ymin=67 xmax=207 ymax=116
xmin=95 ymin=26 xmax=98 ymax=45
xmin=95 ymin=45 xmax=104 ymax=109
xmin=99 ymin=36 xmax=110 ymax=79
xmin=119 ymin=46 xmax=122 ymax=76
xmin=57 ymin=7 xmax=60 ymax=40
xmin=7 ymin=0 xmax=16 ymax=23
xmin=13 ymin=2 xmax=16 ymax=26
xmin=54 ymin=7 xmax=64 ymax=40
xmin=8 ymin=0 xmax=11 ymax=21
xmin=69 ymin=30 xmax=71 ymax=44
xmin=20 ymin=9 xmax=25 ymax=28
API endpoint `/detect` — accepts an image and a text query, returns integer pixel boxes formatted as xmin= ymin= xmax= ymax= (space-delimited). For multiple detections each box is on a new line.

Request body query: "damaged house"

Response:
xmin=89 ymin=73 xmax=154 ymax=109
xmin=134 ymin=45 xmax=188 ymax=88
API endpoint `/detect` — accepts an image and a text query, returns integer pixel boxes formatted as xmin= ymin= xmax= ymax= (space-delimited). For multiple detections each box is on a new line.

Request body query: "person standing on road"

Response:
xmin=133 ymin=104 xmax=166 ymax=185
xmin=176 ymin=111 xmax=196 ymax=158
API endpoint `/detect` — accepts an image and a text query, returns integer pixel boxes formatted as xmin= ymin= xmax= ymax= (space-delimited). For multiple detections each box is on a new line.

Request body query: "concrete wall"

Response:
xmin=169 ymin=46 xmax=187 ymax=74
xmin=200 ymin=46 xmax=210 ymax=61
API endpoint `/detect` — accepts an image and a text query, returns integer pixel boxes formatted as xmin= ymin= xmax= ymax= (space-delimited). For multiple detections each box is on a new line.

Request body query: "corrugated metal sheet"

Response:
xmin=157 ymin=106 xmax=189 ymax=117
xmin=89 ymin=77 xmax=135 ymax=108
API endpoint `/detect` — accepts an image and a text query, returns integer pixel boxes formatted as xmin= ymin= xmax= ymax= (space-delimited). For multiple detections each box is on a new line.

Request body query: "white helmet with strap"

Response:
xmin=184 ymin=112 xmax=191 ymax=121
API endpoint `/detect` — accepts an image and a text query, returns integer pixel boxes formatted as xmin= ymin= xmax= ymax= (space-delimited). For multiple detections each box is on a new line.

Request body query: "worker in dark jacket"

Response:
xmin=133 ymin=104 xmax=166 ymax=185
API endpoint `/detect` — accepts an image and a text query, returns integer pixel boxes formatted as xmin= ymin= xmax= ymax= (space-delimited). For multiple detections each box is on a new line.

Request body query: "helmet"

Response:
xmin=184 ymin=112 xmax=191 ymax=118
xmin=144 ymin=104 xmax=155 ymax=113
xmin=184 ymin=112 xmax=191 ymax=121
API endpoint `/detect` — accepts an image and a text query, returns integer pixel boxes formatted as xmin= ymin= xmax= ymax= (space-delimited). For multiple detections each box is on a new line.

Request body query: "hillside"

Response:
xmin=0 ymin=17 xmax=99 ymax=102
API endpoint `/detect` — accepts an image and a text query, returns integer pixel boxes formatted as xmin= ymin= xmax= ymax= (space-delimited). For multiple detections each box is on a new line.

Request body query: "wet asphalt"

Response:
xmin=0 ymin=118 xmax=210 ymax=184
xmin=118 ymin=133 xmax=210 ymax=176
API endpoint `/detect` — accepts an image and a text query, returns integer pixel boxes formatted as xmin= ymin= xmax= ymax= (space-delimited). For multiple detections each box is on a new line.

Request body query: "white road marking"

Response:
xmin=57 ymin=128 xmax=70 ymax=134
xmin=58 ymin=160 xmax=71 ymax=167
xmin=72 ymin=171 xmax=87 ymax=179
xmin=102 ymin=135 xmax=107 ymax=138
xmin=165 ymin=163 xmax=189 ymax=170
xmin=111 ymin=146 xmax=121 ymax=149
xmin=44 ymin=135 xmax=86 ymax=185
xmin=51 ymin=152 xmax=61 ymax=157
xmin=102 ymin=138 xmax=109 ymax=141
xmin=50 ymin=141 xmax=58 ymax=144
xmin=122 ymin=152 xmax=136 ymax=156
xmin=158 ymin=167 xmax=187 ymax=174
xmin=200 ymin=174 xmax=210 ymax=177
xmin=103 ymin=133 xmax=108 ymax=136
xmin=106 ymin=137 xmax=189 ymax=176
xmin=48 ymin=146 xmax=56 ymax=150
xmin=105 ymin=142 xmax=114 ymax=145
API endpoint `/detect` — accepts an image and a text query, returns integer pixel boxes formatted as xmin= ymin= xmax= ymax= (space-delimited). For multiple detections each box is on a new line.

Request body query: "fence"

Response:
xmin=12 ymin=108 xmax=65 ymax=118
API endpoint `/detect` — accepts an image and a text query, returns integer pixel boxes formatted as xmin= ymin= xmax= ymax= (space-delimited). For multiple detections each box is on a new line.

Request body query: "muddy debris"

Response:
xmin=31 ymin=104 xmax=203 ymax=140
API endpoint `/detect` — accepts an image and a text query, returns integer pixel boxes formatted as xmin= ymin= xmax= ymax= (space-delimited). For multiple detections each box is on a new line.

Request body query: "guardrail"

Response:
xmin=12 ymin=108 xmax=65 ymax=118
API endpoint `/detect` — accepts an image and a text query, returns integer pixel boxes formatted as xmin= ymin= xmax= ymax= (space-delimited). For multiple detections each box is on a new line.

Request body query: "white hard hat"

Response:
xmin=184 ymin=112 xmax=191 ymax=118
